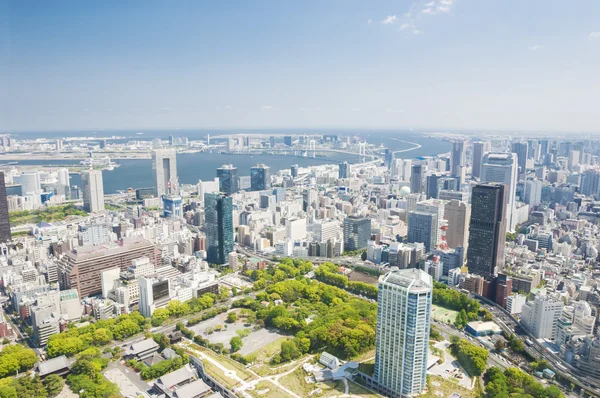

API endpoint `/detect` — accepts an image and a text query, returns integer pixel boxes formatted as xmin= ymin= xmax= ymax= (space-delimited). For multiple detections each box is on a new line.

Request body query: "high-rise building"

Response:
xmin=384 ymin=149 xmax=393 ymax=169
xmin=216 ymin=164 xmax=238 ymax=194
xmin=523 ymin=179 xmax=543 ymax=206
xmin=472 ymin=141 xmax=491 ymax=179
xmin=81 ymin=170 xmax=105 ymax=213
xmin=152 ymin=149 xmax=177 ymax=196
xmin=410 ymin=164 xmax=425 ymax=194
xmin=444 ymin=199 xmax=470 ymax=250
xmin=283 ymin=136 xmax=293 ymax=146
xmin=343 ymin=216 xmax=371 ymax=251
xmin=511 ymin=142 xmax=528 ymax=180
xmin=0 ymin=172 xmax=11 ymax=243
xmin=450 ymin=141 xmax=465 ymax=176
xmin=162 ymin=195 xmax=182 ymax=218
xmin=425 ymin=174 xmax=443 ymax=199
xmin=466 ymin=184 xmax=507 ymax=278
xmin=520 ymin=294 xmax=563 ymax=340
xmin=338 ymin=162 xmax=349 ymax=179
xmin=407 ymin=211 xmax=438 ymax=253
xmin=581 ymin=170 xmax=600 ymax=198
xmin=495 ymin=274 xmax=512 ymax=309
xmin=204 ymin=193 xmax=234 ymax=265
xmin=374 ymin=269 xmax=432 ymax=397
xmin=250 ymin=164 xmax=270 ymax=191
xmin=481 ymin=152 xmax=518 ymax=231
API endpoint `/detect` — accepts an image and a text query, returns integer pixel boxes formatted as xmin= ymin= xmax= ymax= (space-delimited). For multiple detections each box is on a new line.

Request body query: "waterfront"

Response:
xmin=3 ymin=130 xmax=451 ymax=194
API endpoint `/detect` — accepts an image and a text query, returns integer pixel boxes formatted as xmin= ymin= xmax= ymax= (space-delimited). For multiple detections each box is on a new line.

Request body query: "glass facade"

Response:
xmin=204 ymin=193 xmax=234 ymax=265
xmin=0 ymin=172 xmax=10 ymax=243
xmin=250 ymin=164 xmax=270 ymax=191
xmin=217 ymin=165 xmax=238 ymax=194
xmin=343 ymin=216 xmax=371 ymax=251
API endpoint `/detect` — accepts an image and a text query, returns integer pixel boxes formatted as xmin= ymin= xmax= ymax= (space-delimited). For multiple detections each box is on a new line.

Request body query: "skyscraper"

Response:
xmin=450 ymin=141 xmax=465 ymax=176
xmin=511 ymin=141 xmax=528 ymax=180
xmin=152 ymin=149 xmax=178 ymax=196
xmin=338 ymin=161 xmax=349 ymax=179
xmin=425 ymin=173 xmax=443 ymax=199
xmin=472 ymin=141 xmax=491 ymax=179
xmin=250 ymin=164 xmax=270 ymax=191
xmin=466 ymin=184 xmax=507 ymax=278
xmin=343 ymin=216 xmax=371 ymax=251
xmin=217 ymin=164 xmax=238 ymax=194
xmin=444 ymin=199 xmax=471 ymax=250
xmin=407 ymin=211 xmax=438 ymax=252
xmin=0 ymin=172 xmax=11 ymax=243
xmin=581 ymin=170 xmax=600 ymax=198
xmin=290 ymin=164 xmax=299 ymax=178
xmin=204 ymin=193 xmax=234 ymax=265
xmin=481 ymin=152 xmax=518 ymax=231
xmin=410 ymin=164 xmax=425 ymax=194
xmin=81 ymin=170 xmax=105 ymax=213
xmin=374 ymin=269 xmax=432 ymax=397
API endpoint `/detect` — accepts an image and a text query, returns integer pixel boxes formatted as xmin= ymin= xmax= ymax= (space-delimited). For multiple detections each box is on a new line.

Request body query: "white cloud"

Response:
xmin=420 ymin=0 xmax=455 ymax=15
xmin=261 ymin=105 xmax=273 ymax=110
xmin=368 ymin=19 xmax=372 ymax=24
xmin=528 ymin=44 xmax=543 ymax=51
xmin=381 ymin=15 xmax=397 ymax=24
xmin=590 ymin=32 xmax=600 ymax=38
xmin=224 ymin=104 xmax=231 ymax=109
xmin=385 ymin=108 xmax=404 ymax=113
xmin=399 ymin=23 xmax=412 ymax=31
xmin=437 ymin=0 xmax=455 ymax=13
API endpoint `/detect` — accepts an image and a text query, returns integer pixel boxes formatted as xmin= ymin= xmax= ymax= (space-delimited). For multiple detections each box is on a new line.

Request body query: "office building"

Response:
xmin=290 ymin=164 xmax=299 ymax=178
xmin=407 ymin=211 xmax=438 ymax=253
xmin=494 ymin=274 xmax=512 ymax=309
xmin=511 ymin=142 xmax=528 ymax=180
xmin=472 ymin=141 xmax=491 ymax=179
xmin=81 ymin=169 xmax=105 ymax=213
xmin=339 ymin=162 xmax=349 ymax=179
xmin=204 ymin=193 xmax=234 ymax=265
xmin=444 ymin=200 xmax=470 ymax=250
xmin=506 ymin=294 xmax=527 ymax=315
xmin=343 ymin=216 xmax=371 ymax=251
xmin=250 ymin=164 xmax=270 ymax=191
xmin=57 ymin=237 xmax=156 ymax=298
xmin=410 ymin=164 xmax=425 ymax=194
xmin=521 ymin=294 xmax=563 ymax=340
xmin=152 ymin=149 xmax=178 ymax=196
xmin=523 ymin=179 xmax=543 ymax=206
xmin=216 ymin=164 xmax=238 ymax=194
xmin=162 ymin=195 xmax=182 ymax=218
xmin=284 ymin=136 xmax=293 ymax=146
xmin=581 ymin=170 xmax=600 ymax=198
xmin=138 ymin=276 xmax=171 ymax=318
xmin=0 ymin=172 xmax=10 ymax=243
xmin=451 ymin=141 xmax=465 ymax=176
xmin=466 ymin=184 xmax=507 ymax=278
xmin=481 ymin=152 xmax=518 ymax=231
xmin=374 ymin=269 xmax=432 ymax=397
xmin=425 ymin=174 xmax=443 ymax=199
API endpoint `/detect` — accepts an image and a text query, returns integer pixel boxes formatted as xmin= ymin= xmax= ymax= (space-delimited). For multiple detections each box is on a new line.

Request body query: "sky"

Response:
xmin=1 ymin=0 xmax=600 ymax=133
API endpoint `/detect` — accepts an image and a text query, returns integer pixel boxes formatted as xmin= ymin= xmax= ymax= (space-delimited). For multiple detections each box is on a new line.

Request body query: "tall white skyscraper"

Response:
xmin=81 ymin=170 xmax=104 ymax=213
xmin=481 ymin=152 xmax=518 ymax=231
xmin=520 ymin=294 xmax=563 ymax=340
xmin=152 ymin=148 xmax=178 ymax=196
xmin=374 ymin=269 xmax=432 ymax=397
xmin=472 ymin=141 xmax=491 ymax=179
xmin=523 ymin=179 xmax=543 ymax=206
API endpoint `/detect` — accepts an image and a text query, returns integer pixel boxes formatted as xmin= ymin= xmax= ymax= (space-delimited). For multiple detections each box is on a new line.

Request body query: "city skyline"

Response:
xmin=2 ymin=1 xmax=600 ymax=132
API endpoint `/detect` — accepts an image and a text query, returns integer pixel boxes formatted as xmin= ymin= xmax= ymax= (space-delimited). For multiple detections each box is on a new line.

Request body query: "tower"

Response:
xmin=152 ymin=149 xmax=178 ymax=196
xmin=481 ymin=152 xmax=518 ymax=231
xmin=81 ymin=169 xmax=105 ymax=213
xmin=451 ymin=141 xmax=465 ymax=176
xmin=204 ymin=193 xmax=234 ymax=265
xmin=216 ymin=164 xmax=238 ymax=194
xmin=250 ymin=164 xmax=270 ymax=191
xmin=466 ymin=184 xmax=507 ymax=278
xmin=511 ymin=141 xmax=528 ymax=180
xmin=0 ymin=172 xmax=11 ymax=243
xmin=374 ymin=269 xmax=432 ymax=397
xmin=410 ymin=164 xmax=425 ymax=194
xmin=472 ymin=141 xmax=491 ymax=179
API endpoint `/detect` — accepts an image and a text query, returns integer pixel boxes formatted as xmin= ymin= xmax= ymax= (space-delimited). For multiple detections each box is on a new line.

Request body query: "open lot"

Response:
xmin=431 ymin=304 xmax=459 ymax=324
xmin=189 ymin=310 xmax=285 ymax=353
xmin=279 ymin=367 xmax=381 ymax=397
xmin=104 ymin=363 xmax=152 ymax=398
xmin=422 ymin=375 xmax=479 ymax=398
xmin=428 ymin=340 xmax=473 ymax=390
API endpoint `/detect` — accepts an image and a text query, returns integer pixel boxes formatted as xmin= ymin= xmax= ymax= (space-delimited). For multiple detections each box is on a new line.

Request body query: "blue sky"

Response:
xmin=1 ymin=0 xmax=600 ymax=132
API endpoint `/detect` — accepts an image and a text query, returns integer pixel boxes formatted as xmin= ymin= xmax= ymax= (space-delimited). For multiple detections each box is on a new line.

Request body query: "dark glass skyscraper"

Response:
xmin=338 ymin=161 xmax=349 ymax=179
xmin=204 ymin=193 xmax=234 ymax=265
xmin=250 ymin=164 xmax=270 ymax=191
xmin=217 ymin=164 xmax=238 ymax=194
xmin=343 ymin=216 xmax=371 ymax=251
xmin=0 ymin=172 xmax=11 ymax=243
xmin=466 ymin=184 xmax=507 ymax=278
xmin=410 ymin=164 xmax=424 ymax=194
xmin=511 ymin=142 xmax=528 ymax=180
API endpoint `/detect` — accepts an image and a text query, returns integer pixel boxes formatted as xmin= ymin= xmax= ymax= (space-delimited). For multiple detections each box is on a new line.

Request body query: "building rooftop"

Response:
xmin=38 ymin=355 xmax=69 ymax=376
xmin=126 ymin=338 xmax=159 ymax=356
xmin=173 ymin=379 xmax=211 ymax=398
xmin=157 ymin=366 xmax=196 ymax=390
xmin=380 ymin=268 xmax=432 ymax=292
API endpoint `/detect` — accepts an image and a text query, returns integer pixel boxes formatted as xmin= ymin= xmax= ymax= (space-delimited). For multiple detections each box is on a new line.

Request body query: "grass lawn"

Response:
xmin=422 ymin=375 xmax=478 ymax=398
xmin=249 ymin=336 xmax=291 ymax=363
xmin=247 ymin=381 xmax=293 ymax=398
xmin=279 ymin=367 xmax=381 ymax=397
xmin=432 ymin=304 xmax=459 ymax=324
xmin=352 ymin=348 xmax=376 ymax=363
xmin=184 ymin=343 xmax=256 ymax=382
xmin=252 ymin=361 xmax=298 ymax=377
xmin=358 ymin=362 xmax=375 ymax=377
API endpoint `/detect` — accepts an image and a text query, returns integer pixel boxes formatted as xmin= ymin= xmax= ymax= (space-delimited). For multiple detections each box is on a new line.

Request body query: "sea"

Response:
xmin=4 ymin=130 xmax=451 ymax=195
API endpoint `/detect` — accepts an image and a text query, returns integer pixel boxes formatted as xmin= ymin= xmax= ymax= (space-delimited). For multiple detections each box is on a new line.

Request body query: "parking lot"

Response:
xmin=189 ymin=310 xmax=285 ymax=353
xmin=103 ymin=361 xmax=152 ymax=398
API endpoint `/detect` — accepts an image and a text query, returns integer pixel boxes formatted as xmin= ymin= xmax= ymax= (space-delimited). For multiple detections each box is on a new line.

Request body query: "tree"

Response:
xmin=360 ymin=251 xmax=367 ymax=261
xmin=151 ymin=308 xmax=170 ymax=327
xmin=43 ymin=374 xmax=64 ymax=397
xmin=92 ymin=328 xmax=113 ymax=345
xmin=230 ymin=336 xmax=243 ymax=352
xmin=495 ymin=339 xmax=506 ymax=351
xmin=166 ymin=300 xmax=189 ymax=318
xmin=226 ymin=312 xmax=238 ymax=323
